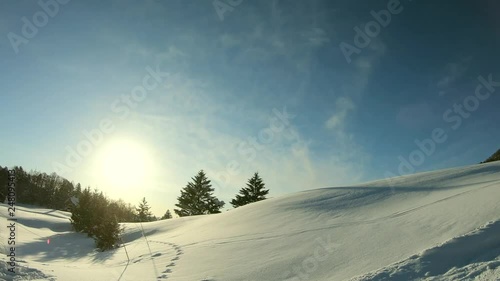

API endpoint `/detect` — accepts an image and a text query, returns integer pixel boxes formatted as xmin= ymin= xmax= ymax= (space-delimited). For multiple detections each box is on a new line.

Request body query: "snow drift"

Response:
xmin=1 ymin=162 xmax=499 ymax=280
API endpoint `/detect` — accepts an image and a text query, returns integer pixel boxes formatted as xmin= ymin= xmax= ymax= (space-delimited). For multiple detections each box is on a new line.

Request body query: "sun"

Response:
xmin=95 ymin=138 xmax=154 ymax=191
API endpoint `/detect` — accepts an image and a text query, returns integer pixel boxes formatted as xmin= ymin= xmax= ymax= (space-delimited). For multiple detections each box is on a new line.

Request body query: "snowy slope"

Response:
xmin=1 ymin=162 xmax=499 ymax=281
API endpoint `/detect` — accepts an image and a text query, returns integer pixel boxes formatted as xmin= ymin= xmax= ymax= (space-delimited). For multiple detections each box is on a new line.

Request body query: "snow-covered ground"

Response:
xmin=1 ymin=162 xmax=499 ymax=281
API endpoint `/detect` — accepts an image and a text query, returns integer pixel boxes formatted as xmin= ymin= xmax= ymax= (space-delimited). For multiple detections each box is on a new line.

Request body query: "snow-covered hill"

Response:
xmin=1 ymin=162 xmax=500 ymax=281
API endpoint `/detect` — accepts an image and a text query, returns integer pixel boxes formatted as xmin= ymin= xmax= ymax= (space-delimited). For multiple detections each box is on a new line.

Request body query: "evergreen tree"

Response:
xmin=482 ymin=148 xmax=500 ymax=163
xmin=230 ymin=172 xmax=269 ymax=208
xmin=89 ymin=189 xmax=110 ymax=235
xmin=14 ymin=166 xmax=33 ymax=204
xmin=161 ymin=209 xmax=173 ymax=220
xmin=43 ymin=172 xmax=60 ymax=207
xmin=70 ymin=187 xmax=93 ymax=234
xmin=74 ymin=183 xmax=82 ymax=196
xmin=136 ymin=197 xmax=153 ymax=222
xmin=0 ymin=166 xmax=8 ymax=201
xmin=52 ymin=179 xmax=74 ymax=210
xmin=174 ymin=170 xmax=225 ymax=217
xmin=70 ymin=188 xmax=122 ymax=250
xmin=94 ymin=212 xmax=123 ymax=251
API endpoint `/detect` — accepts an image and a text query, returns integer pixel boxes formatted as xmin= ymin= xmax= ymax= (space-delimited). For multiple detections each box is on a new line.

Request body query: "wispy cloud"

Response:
xmin=325 ymin=97 xmax=355 ymax=130
xmin=325 ymin=37 xmax=385 ymax=131
xmin=302 ymin=27 xmax=331 ymax=47
xmin=437 ymin=56 xmax=473 ymax=95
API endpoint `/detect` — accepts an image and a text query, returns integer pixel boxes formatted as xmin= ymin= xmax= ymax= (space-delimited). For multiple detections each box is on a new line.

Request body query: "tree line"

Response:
xmin=0 ymin=165 xmax=270 ymax=251
xmin=0 ymin=166 xmax=80 ymax=211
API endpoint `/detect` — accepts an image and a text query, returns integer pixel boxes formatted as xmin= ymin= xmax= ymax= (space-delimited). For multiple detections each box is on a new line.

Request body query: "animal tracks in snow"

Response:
xmin=149 ymin=240 xmax=183 ymax=279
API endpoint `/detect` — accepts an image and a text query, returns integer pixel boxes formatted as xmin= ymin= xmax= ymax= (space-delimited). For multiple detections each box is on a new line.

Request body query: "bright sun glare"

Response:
xmin=95 ymin=138 xmax=153 ymax=190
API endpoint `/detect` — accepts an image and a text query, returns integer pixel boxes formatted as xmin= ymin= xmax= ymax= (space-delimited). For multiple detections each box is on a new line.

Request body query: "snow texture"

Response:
xmin=1 ymin=162 xmax=499 ymax=280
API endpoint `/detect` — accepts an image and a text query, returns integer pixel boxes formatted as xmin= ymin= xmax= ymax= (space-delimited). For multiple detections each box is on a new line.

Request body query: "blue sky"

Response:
xmin=1 ymin=0 xmax=499 ymax=215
